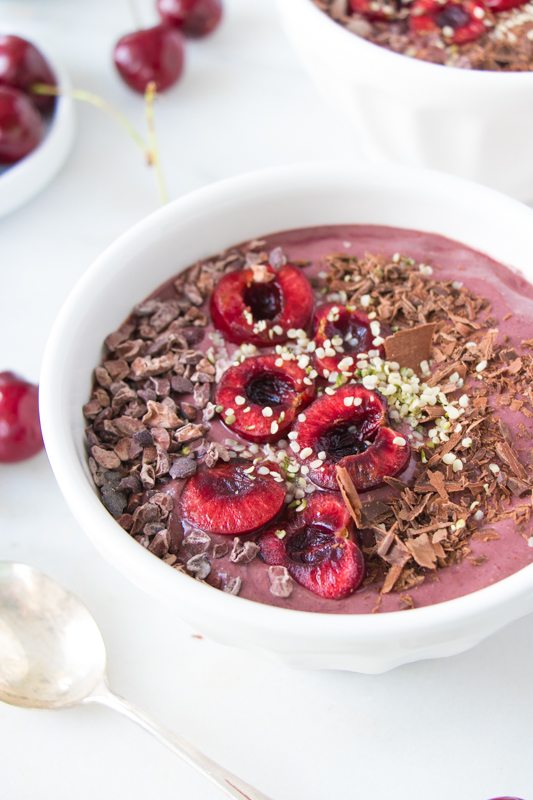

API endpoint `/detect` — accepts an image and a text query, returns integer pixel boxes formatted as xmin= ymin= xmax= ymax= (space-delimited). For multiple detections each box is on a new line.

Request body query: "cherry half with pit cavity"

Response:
xmin=293 ymin=384 xmax=410 ymax=491
xmin=259 ymin=493 xmax=365 ymax=600
xmin=313 ymin=302 xmax=384 ymax=378
xmin=0 ymin=34 xmax=56 ymax=114
xmin=215 ymin=354 xmax=316 ymax=443
xmin=0 ymin=371 xmax=44 ymax=463
xmin=410 ymin=0 xmax=490 ymax=43
xmin=180 ymin=459 xmax=285 ymax=535
xmin=113 ymin=25 xmax=185 ymax=94
xmin=210 ymin=262 xmax=314 ymax=347
xmin=0 ymin=86 xmax=44 ymax=164
xmin=157 ymin=0 xmax=223 ymax=37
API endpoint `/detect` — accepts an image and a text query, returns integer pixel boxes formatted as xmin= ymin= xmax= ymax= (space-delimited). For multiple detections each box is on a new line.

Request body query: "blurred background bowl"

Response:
xmin=0 ymin=34 xmax=75 ymax=218
xmin=277 ymin=0 xmax=533 ymax=201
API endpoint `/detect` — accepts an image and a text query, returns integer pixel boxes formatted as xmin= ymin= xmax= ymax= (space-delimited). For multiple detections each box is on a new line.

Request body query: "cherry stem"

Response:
xmin=32 ymin=83 xmax=169 ymax=205
xmin=144 ymin=82 xmax=169 ymax=205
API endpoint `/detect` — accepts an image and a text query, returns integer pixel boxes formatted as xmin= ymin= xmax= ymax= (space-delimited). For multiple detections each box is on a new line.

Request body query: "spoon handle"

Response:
xmin=85 ymin=682 xmax=273 ymax=800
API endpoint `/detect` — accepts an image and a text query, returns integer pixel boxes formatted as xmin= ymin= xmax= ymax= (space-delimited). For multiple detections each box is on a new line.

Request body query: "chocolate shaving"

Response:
xmin=336 ymin=465 xmax=362 ymax=527
xmin=404 ymin=533 xmax=438 ymax=570
xmin=384 ymin=323 xmax=436 ymax=374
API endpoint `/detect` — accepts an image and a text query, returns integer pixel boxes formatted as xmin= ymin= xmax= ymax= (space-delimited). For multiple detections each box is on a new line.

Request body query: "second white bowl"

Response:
xmin=278 ymin=0 xmax=533 ymax=200
xmin=0 ymin=35 xmax=75 ymax=218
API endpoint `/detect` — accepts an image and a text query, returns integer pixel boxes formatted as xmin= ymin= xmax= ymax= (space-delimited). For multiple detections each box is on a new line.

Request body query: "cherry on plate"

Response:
xmin=259 ymin=492 xmax=365 ymax=600
xmin=113 ymin=24 xmax=185 ymax=94
xmin=0 ymin=34 xmax=56 ymax=114
xmin=157 ymin=0 xmax=223 ymax=38
xmin=0 ymin=86 xmax=44 ymax=164
xmin=0 ymin=371 xmax=44 ymax=463
xmin=180 ymin=459 xmax=285 ymax=535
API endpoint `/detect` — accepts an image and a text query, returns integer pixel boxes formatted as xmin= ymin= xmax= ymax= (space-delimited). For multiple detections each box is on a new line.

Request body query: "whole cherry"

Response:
xmin=0 ymin=86 xmax=44 ymax=164
xmin=0 ymin=34 xmax=56 ymax=114
xmin=157 ymin=0 xmax=223 ymax=37
xmin=0 ymin=372 xmax=44 ymax=463
xmin=113 ymin=24 xmax=185 ymax=94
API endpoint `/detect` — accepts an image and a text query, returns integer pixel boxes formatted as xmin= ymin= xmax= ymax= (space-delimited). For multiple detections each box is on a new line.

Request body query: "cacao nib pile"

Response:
xmin=83 ymin=239 xmax=533 ymax=610
xmin=316 ymin=0 xmax=533 ymax=71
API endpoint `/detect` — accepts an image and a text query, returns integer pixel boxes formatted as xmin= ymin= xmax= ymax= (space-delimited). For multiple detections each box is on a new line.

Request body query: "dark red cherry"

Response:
xmin=259 ymin=493 xmax=365 ymax=600
xmin=157 ymin=0 xmax=223 ymax=38
xmin=0 ymin=371 xmax=44 ymax=463
xmin=0 ymin=34 xmax=56 ymax=114
xmin=485 ymin=0 xmax=525 ymax=10
xmin=0 ymin=87 xmax=44 ymax=164
xmin=293 ymin=385 xmax=410 ymax=491
xmin=215 ymin=354 xmax=316 ymax=444
xmin=313 ymin=302 xmax=385 ymax=379
xmin=410 ymin=0 xmax=489 ymax=44
xmin=113 ymin=25 xmax=185 ymax=94
xmin=180 ymin=460 xmax=285 ymax=535
xmin=211 ymin=262 xmax=314 ymax=347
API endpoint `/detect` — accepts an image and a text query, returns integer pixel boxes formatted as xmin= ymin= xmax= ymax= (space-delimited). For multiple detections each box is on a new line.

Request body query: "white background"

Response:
xmin=1 ymin=1 xmax=532 ymax=798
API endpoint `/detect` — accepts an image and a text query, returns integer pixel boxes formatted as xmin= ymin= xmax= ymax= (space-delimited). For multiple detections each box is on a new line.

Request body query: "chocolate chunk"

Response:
xmin=384 ymin=323 xmax=437 ymax=375
xmin=101 ymin=485 xmax=127 ymax=518
xmin=186 ymin=553 xmax=211 ymax=580
xmin=171 ymin=375 xmax=194 ymax=394
xmin=229 ymin=537 xmax=260 ymax=564
xmin=169 ymin=456 xmax=197 ymax=479
xmin=268 ymin=566 xmax=293 ymax=598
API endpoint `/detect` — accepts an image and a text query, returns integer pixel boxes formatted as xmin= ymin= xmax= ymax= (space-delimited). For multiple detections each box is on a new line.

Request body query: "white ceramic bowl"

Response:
xmin=40 ymin=162 xmax=533 ymax=673
xmin=277 ymin=0 xmax=533 ymax=200
xmin=0 ymin=36 xmax=75 ymax=217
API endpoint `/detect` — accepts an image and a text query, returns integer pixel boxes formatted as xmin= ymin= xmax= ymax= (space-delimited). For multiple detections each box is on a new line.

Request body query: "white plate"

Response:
xmin=0 ymin=35 xmax=75 ymax=217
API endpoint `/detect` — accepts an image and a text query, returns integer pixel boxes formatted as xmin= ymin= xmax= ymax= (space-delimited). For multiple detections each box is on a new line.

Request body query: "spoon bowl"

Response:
xmin=0 ymin=561 xmax=271 ymax=799
xmin=0 ymin=562 xmax=106 ymax=709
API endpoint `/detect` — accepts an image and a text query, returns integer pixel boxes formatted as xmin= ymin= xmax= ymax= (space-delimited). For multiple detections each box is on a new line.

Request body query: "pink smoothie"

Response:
xmin=132 ymin=226 xmax=533 ymax=613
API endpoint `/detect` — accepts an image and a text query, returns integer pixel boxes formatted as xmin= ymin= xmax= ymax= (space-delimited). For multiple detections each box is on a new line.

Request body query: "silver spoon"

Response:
xmin=0 ymin=561 xmax=271 ymax=800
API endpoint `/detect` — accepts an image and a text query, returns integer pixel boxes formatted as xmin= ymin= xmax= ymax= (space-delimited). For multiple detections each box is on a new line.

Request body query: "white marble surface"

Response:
xmin=0 ymin=1 xmax=532 ymax=798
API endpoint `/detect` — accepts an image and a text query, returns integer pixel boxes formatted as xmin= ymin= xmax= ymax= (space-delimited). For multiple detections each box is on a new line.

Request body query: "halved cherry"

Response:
xmin=215 ymin=355 xmax=316 ymax=444
xmin=313 ymin=302 xmax=384 ymax=378
xmin=350 ymin=0 xmax=409 ymax=20
xmin=293 ymin=385 xmax=410 ymax=491
xmin=210 ymin=262 xmax=313 ymax=347
xmin=410 ymin=0 xmax=490 ymax=44
xmin=180 ymin=459 xmax=285 ymax=535
xmin=259 ymin=493 xmax=365 ymax=600
xmin=485 ymin=0 xmax=524 ymax=10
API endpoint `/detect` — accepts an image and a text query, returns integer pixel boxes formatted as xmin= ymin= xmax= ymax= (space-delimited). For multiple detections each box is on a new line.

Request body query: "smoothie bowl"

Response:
xmin=277 ymin=0 xmax=533 ymax=199
xmin=40 ymin=163 xmax=533 ymax=673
